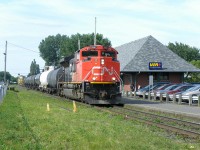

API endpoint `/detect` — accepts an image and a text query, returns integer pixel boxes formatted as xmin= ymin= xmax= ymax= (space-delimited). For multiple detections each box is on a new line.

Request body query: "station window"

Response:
xmin=151 ymin=72 xmax=169 ymax=81
xmin=151 ymin=73 xmax=157 ymax=80
xmin=82 ymin=51 xmax=98 ymax=57
xmin=159 ymin=72 xmax=169 ymax=80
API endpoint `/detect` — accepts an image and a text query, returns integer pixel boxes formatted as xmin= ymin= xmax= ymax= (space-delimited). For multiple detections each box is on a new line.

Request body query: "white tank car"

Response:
xmin=39 ymin=66 xmax=54 ymax=89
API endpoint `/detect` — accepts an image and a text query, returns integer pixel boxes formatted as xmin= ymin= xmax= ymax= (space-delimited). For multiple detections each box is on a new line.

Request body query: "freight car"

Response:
xmin=39 ymin=66 xmax=54 ymax=90
xmin=25 ymin=45 xmax=122 ymax=105
xmin=24 ymin=75 xmax=36 ymax=88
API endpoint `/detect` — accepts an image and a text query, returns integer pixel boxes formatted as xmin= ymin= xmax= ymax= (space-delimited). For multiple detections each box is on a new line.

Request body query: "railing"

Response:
xmin=0 ymin=83 xmax=8 ymax=103
xmin=123 ymin=90 xmax=200 ymax=107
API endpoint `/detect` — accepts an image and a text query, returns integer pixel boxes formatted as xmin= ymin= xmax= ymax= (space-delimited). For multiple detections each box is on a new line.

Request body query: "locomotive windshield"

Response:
xmin=82 ymin=51 xmax=98 ymax=57
xmin=101 ymin=51 xmax=115 ymax=58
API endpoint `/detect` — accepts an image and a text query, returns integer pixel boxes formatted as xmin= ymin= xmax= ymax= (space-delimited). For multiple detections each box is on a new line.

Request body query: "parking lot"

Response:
xmin=122 ymin=82 xmax=200 ymax=119
xmin=123 ymin=82 xmax=200 ymax=107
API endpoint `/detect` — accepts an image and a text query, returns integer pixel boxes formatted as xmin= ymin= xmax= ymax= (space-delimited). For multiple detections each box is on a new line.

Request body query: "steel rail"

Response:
xmin=114 ymin=106 xmax=200 ymax=128
xmin=105 ymin=106 xmax=200 ymax=138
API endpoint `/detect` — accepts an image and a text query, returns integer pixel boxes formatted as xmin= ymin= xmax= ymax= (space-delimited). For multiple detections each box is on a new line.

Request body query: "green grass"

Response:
xmin=0 ymin=87 xmax=199 ymax=150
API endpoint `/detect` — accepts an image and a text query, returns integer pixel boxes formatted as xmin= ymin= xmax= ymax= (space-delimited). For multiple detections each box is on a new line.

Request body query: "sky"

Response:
xmin=0 ymin=0 xmax=200 ymax=77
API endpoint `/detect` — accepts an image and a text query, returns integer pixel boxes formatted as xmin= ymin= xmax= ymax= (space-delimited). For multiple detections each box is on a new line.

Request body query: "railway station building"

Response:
xmin=115 ymin=35 xmax=200 ymax=92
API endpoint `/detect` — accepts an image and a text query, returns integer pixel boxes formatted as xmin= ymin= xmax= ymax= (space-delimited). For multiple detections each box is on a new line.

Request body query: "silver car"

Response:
xmin=181 ymin=85 xmax=200 ymax=102
xmin=156 ymin=84 xmax=180 ymax=98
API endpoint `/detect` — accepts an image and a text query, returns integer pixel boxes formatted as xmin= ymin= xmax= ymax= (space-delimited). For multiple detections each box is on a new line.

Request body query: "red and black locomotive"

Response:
xmin=60 ymin=45 xmax=122 ymax=104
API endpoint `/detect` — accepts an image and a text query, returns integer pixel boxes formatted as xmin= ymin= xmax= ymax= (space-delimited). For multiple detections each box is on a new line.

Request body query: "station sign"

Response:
xmin=149 ymin=62 xmax=162 ymax=70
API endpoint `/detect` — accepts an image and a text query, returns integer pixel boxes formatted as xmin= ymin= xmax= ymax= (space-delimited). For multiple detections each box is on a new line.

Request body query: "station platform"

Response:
xmin=122 ymin=97 xmax=200 ymax=119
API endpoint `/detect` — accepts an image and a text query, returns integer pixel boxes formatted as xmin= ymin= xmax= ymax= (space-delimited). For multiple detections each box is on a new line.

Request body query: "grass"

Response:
xmin=0 ymin=87 xmax=199 ymax=150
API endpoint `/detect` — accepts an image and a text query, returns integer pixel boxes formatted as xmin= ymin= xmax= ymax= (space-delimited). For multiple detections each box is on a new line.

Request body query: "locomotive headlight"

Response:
xmin=92 ymin=77 xmax=96 ymax=80
xmin=112 ymin=77 xmax=116 ymax=81
xmin=101 ymin=59 xmax=105 ymax=65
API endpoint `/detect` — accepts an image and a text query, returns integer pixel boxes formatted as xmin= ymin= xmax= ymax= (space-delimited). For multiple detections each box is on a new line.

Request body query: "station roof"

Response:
xmin=115 ymin=35 xmax=200 ymax=73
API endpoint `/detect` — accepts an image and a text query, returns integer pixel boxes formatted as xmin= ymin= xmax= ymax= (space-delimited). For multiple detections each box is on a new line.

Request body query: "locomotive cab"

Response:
xmin=73 ymin=45 xmax=120 ymax=83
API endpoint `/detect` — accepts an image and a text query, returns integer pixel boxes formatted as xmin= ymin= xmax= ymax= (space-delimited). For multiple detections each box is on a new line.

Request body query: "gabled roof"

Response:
xmin=115 ymin=35 xmax=200 ymax=72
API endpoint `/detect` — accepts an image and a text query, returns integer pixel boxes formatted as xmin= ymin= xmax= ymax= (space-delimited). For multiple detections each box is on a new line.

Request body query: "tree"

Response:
xmin=185 ymin=60 xmax=200 ymax=82
xmin=0 ymin=71 xmax=12 ymax=82
xmin=168 ymin=42 xmax=200 ymax=82
xmin=28 ymin=59 xmax=40 ymax=76
xmin=39 ymin=33 xmax=112 ymax=65
xmin=39 ymin=34 xmax=64 ymax=66
xmin=167 ymin=42 xmax=200 ymax=62
xmin=10 ymin=76 xmax=17 ymax=83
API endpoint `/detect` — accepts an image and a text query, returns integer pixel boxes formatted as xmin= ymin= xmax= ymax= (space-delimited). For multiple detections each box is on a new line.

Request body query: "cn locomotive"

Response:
xmin=17 ymin=75 xmax=25 ymax=86
xmin=25 ymin=45 xmax=122 ymax=104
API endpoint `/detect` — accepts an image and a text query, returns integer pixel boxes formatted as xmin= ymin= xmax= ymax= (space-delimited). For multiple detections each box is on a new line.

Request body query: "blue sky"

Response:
xmin=0 ymin=0 xmax=200 ymax=77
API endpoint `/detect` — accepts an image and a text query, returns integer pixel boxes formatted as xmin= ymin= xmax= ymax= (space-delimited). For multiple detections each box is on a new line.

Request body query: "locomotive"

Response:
xmin=17 ymin=75 xmax=25 ymax=86
xmin=25 ymin=45 xmax=122 ymax=104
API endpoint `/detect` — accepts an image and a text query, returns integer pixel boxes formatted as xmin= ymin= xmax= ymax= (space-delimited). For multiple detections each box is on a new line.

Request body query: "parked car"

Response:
xmin=148 ymin=83 xmax=174 ymax=97
xmin=156 ymin=84 xmax=180 ymax=98
xmin=192 ymin=93 xmax=200 ymax=103
xmin=136 ymin=82 xmax=169 ymax=97
xmin=167 ymin=85 xmax=194 ymax=100
xmin=179 ymin=85 xmax=200 ymax=102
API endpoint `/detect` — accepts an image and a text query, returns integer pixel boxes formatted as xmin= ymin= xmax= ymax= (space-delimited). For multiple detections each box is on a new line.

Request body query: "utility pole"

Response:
xmin=78 ymin=36 xmax=80 ymax=50
xmin=4 ymin=41 xmax=7 ymax=84
xmin=94 ymin=17 xmax=96 ymax=46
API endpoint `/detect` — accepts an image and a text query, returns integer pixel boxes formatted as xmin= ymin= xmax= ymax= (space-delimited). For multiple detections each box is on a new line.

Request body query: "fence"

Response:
xmin=123 ymin=90 xmax=200 ymax=107
xmin=0 ymin=83 xmax=7 ymax=103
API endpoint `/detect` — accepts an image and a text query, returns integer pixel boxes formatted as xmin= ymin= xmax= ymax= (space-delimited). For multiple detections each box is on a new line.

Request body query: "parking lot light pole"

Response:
xmin=4 ymin=41 xmax=7 ymax=84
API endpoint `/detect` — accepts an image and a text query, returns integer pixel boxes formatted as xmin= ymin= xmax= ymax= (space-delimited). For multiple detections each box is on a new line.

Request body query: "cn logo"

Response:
xmin=92 ymin=66 xmax=113 ymax=75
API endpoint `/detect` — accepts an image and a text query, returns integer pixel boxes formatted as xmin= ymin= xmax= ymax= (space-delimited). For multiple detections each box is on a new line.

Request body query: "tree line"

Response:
xmin=167 ymin=42 xmax=200 ymax=82
xmin=30 ymin=34 xmax=200 ymax=82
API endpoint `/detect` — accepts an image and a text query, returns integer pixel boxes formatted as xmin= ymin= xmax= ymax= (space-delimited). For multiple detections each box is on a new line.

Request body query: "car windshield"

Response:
xmin=158 ymin=84 xmax=172 ymax=90
xmin=165 ymin=85 xmax=179 ymax=90
xmin=172 ymin=85 xmax=186 ymax=90
xmin=152 ymin=84 xmax=164 ymax=90
xmin=141 ymin=85 xmax=150 ymax=90
xmin=178 ymin=86 xmax=194 ymax=91
xmin=188 ymin=86 xmax=200 ymax=91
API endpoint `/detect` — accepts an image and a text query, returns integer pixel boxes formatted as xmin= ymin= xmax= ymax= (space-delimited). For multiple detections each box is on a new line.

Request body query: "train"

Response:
xmin=18 ymin=75 xmax=25 ymax=86
xmin=24 ymin=45 xmax=122 ymax=104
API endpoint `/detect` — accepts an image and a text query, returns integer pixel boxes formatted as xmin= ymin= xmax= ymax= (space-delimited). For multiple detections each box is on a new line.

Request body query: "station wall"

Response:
xmin=122 ymin=72 xmax=184 ymax=92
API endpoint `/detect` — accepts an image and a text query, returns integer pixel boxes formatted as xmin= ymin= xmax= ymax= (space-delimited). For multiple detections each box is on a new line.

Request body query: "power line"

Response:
xmin=7 ymin=42 xmax=40 ymax=53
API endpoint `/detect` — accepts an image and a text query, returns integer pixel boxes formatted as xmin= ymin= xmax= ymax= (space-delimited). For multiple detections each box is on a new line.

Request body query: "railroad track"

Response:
xmin=98 ymin=106 xmax=200 ymax=139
